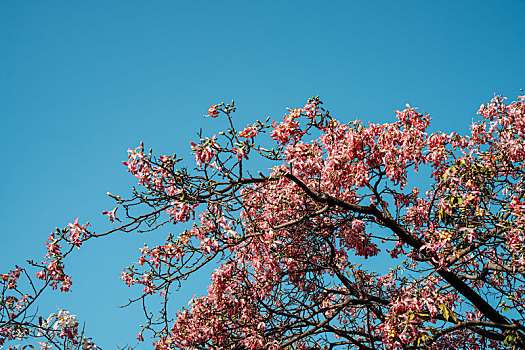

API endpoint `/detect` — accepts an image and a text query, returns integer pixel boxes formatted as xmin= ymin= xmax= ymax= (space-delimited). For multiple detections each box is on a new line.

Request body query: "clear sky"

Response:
xmin=1 ymin=0 xmax=524 ymax=348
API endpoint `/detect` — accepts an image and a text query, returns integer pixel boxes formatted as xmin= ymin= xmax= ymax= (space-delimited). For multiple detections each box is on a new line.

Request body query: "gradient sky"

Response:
xmin=1 ymin=1 xmax=524 ymax=348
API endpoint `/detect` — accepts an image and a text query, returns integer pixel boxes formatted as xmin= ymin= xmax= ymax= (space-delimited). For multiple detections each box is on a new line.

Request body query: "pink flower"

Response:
xmin=137 ymin=330 xmax=144 ymax=342
xmin=238 ymin=125 xmax=259 ymax=138
xmin=67 ymin=218 xmax=90 ymax=248
xmin=120 ymin=270 xmax=134 ymax=287
xmin=232 ymin=147 xmax=248 ymax=161
xmin=45 ymin=239 xmax=61 ymax=257
xmin=207 ymin=105 xmax=219 ymax=118
xmin=60 ymin=276 xmax=72 ymax=292
xmin=165 ymin=201 xmax=197 ymax=223
xmin=102 ymin=208 xmax=121 ymax=223
xmin=303 ymin=103 xmax=318 ymax=118
xmin=35 ymin=270 xmax=46 ymax=280
xmin=140 ymin=275 xmax=156 ymax=295
xmin=270 ymin=109 xmax=305 ymax=145
xmin=190 ymin=141 xmax=217 ymax=168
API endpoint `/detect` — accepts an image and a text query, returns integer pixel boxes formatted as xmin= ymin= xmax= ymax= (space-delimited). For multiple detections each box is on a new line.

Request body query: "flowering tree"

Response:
xmin=2 ymin=95 xmax=525 ymax=349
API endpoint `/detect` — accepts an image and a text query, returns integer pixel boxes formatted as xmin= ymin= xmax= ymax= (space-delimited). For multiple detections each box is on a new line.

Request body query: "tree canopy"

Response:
xmin=2 ymin=95 xmax=525 ymax=349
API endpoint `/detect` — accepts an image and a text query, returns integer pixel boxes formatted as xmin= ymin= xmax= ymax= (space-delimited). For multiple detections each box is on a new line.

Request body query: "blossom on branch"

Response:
xmin=5 ymin=94 xmax=525 ymax=350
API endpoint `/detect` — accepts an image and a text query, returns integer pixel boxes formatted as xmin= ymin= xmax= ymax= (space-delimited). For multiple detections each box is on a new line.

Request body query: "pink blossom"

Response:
xmin=190 ymin=141 xmax=216 ymax=168
xmin=238 ymin=125 xmax=259 ymax=138
xmin=35 ymin=270 xmax=46 ymax=280
xmin=232 ymin=146 xmax=248 ymax=161
xmin=206 ymin=105 xmax=219 ymax=118
xmin=102 ymin=208 xmax=121 ymax=223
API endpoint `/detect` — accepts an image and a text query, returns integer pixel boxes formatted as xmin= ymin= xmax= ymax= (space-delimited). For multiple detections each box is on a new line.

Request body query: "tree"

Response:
xmin=2 ymin=94 xmax=525 ymax=349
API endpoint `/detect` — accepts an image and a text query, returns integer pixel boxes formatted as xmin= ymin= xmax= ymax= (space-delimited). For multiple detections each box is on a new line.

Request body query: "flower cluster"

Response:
xmin=238 ymin=124 xmax=259 ymax=138
xmin=190 ymin=137 xmax=218 ymax=169
xmin=19 ymin=95 xmax=525 ymax=349
xmin=270 ymin=108 xmax=307 ymax=145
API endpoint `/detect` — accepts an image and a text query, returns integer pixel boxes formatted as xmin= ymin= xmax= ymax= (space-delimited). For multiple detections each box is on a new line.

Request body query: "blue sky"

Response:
xmin=1 ymin=0 xmax=524 ymax=348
